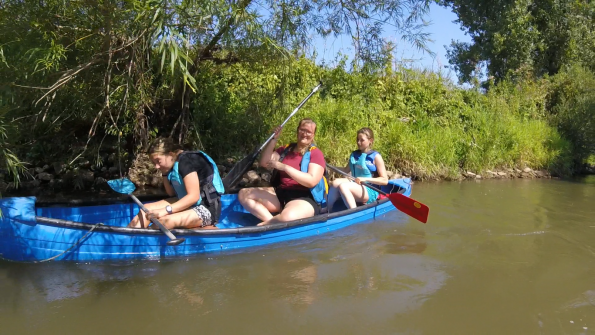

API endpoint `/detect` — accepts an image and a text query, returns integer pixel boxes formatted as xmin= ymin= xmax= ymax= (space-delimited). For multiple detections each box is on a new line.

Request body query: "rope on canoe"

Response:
xmin=2 ymin=222 xmax=104 ymax=263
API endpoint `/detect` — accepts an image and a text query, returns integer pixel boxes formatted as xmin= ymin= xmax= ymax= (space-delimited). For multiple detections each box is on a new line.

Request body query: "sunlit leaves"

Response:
xmin=0 ymin=0 xmax=433 ymax=181
xmin=0 ymin=107 xmax=27 ymax=192
xmin=439 ymin=0 xmax=595 ymax=84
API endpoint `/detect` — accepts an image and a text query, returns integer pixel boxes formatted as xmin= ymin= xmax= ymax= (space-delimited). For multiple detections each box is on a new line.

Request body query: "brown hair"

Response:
xmin=293 ymin=118 xmax=318 ymax=154
xmin=297 ymin=118 xmax=317 ymax=134
xmin=357 ymin=127 xmax=375 ymax=147
xmin=147 ymin=137 xmax=183 ymax=157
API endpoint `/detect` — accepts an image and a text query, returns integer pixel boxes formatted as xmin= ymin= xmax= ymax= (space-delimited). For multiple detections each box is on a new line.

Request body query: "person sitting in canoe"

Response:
xmin=238 ymin=118 xmax=328 ymax=226
xmin=127 ymin=137 xmax=225 ymax=229
xmin=327 ymin=127 xmax=388 ymax=211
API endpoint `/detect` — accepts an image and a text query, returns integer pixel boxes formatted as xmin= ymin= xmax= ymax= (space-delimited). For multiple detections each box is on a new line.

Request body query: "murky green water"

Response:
xmin=1 ymin=178 xmax=594 ymax=334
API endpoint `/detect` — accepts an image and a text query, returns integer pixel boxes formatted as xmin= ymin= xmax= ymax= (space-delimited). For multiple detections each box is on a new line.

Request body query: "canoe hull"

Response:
xmin=0 ymin=179 xmax=411 ymax=262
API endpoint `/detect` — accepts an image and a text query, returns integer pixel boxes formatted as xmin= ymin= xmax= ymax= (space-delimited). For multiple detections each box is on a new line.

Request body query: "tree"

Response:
xmin=439 ymin=0 xmax=595 ymax=84
xmin=0 ymin=0 xmax=432 ymax=167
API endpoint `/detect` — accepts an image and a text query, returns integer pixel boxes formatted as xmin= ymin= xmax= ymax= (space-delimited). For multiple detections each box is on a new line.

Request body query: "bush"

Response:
xmin=548 ymin=66 xmax=595 ymax=168
xmin=187 ymin=58 xmax=573 ymax=179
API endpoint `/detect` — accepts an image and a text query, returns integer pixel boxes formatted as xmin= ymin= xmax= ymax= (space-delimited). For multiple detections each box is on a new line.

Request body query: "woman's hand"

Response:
xmin=272 ymin=126 xmax=283 ymax=139
xmin=147 ymin=208 xmax=169 ymax=220
xmin=354 ymin=177 xmax=364 ymax=185
xmin=267 ymin=159 xmax=286 ymax=171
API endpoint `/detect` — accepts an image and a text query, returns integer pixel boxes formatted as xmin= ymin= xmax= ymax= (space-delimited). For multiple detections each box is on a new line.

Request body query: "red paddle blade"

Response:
xmin=387 ymin=193 xmax=429 ymax=223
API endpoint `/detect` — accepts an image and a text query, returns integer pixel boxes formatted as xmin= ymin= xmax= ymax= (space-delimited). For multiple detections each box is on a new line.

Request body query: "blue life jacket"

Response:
xmin=349 ymin=150 xmax=381 ymax=189
xmin=271 ymin=143 xmax=328 ymax=206
xmin=166 ymin=151 xmax=225 ymax=220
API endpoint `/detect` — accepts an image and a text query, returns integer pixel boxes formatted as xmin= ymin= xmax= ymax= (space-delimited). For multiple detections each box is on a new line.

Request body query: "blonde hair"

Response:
xmin=147 ymin=137 xmax=183 ymax=157
xmin=356 ymin=127 xmax=375 ymax=148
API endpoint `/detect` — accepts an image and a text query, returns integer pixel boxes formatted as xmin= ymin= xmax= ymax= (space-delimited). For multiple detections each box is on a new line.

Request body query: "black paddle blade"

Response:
xmin=166 ymin=238 xmax=186 ymax=246
xmin=222 ymin=151 xmax=259 ymax=191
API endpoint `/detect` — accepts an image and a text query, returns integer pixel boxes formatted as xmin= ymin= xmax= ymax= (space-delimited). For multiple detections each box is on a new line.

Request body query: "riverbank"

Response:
xmin=4 ymin=156 xmax=583 ymax=198
xmin=5 ymin=60 xmax=594 ymax=196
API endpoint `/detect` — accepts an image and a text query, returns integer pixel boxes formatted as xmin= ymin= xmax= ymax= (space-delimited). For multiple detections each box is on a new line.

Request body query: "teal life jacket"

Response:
xmin=349 ymin=150 xmax=381 ymax=188
xmin=166 ymin=151 xmax=225 ymax=221
xmin=271 ymin=143 xmax=328 ymax=206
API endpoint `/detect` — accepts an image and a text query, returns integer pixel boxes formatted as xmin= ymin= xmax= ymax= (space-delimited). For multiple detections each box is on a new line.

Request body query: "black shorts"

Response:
xmin=275 ymin=188 xmax=321 ymax=216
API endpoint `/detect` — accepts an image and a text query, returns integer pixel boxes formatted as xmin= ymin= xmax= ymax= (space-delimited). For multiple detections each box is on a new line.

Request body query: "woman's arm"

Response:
xmin=339 ymin=160 xmax=351 ymax=175
xmin=259 ymin=126 xmax=282 ymax=167
xmin=260 ymin=146 xmax=281 ymax=168
xmin=163 ymin=177 xmax=176 ymax=196
xmin=169 ymin=172 xmax=201 ymax=213
xmin=356 ymin=154 xmax=389 ymax=186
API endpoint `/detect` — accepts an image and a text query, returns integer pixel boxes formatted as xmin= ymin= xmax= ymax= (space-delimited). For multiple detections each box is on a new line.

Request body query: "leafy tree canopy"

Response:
xmin=438 ymin=0 xmax=595 ymax=84
xmin=0 ymin=0 xmax=431 ymax=182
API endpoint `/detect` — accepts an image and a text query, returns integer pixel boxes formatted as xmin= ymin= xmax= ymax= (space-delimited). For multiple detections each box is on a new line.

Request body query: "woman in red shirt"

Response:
xmin=238 ymin=118 xmax=327 ymax=226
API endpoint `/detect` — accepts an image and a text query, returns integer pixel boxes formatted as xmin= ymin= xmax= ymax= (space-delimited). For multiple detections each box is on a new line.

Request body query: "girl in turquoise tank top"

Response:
xmin=328 ymin=128 xmax=389 ymax=211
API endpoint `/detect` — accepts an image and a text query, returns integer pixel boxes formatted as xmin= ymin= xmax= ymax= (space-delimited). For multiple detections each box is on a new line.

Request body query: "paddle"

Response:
xmin=222 ymin=82 xmax=323 ymax=190
xmin=107 ymin=178 xmax=185 ymax=246
xmin=326 ymin=164 xmax=429 ymax=223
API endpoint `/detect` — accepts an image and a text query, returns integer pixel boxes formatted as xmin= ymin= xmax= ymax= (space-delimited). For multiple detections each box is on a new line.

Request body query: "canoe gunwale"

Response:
xmin=32 ymin=197 xmax=390 ymax=236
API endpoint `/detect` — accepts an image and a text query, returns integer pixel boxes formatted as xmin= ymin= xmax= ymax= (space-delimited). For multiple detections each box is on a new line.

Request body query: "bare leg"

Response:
xmin=338 ymin=182 xmax=370 ymax=209
xmin=257 ymin=199 xmax=315 ymax=226
xmin=330 ymin=178 xmax=350 ymax=188
xmin=238 ymin=187 xmax=282 ymax=221
xmin=328 ymin=178 xmax=350 ymax=212
xmin=128 ymin=199 xmax=173 ymax=228
xmin=154 ymin=208 xmax=206 ymax=230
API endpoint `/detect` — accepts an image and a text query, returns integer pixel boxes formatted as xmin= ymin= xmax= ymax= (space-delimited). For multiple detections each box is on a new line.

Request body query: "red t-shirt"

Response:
xmin=275 ymin=146 xmax=326 ymax=190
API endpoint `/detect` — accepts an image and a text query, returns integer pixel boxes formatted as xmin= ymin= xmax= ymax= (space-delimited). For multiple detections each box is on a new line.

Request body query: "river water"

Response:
xmin=1 ymin=178 xmax=594 ymax=334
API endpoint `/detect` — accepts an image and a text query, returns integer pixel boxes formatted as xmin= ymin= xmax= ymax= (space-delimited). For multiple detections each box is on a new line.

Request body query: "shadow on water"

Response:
xmin=0 ymin=261 xmax=162 ymax=306
xmin=3 ymin=179 xmax=595 ymax=334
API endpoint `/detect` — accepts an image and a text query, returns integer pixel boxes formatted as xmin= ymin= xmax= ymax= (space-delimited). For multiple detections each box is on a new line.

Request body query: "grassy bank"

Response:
xmin=2 ymin=57 xmax=589 ymax=195
xmin=190 ymin=58 xmax=573 ymax=181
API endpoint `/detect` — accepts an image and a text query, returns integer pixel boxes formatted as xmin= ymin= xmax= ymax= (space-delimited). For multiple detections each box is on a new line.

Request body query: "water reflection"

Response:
xmin=267 ymin=258 xmax=318 ymax=310
xmin=380 ymin=230 xmax=427 ymax=255
xmin=0 ymin=261 xmax=159 ymax=306
xmin=1 ymin=178 xmax=595 ymax=334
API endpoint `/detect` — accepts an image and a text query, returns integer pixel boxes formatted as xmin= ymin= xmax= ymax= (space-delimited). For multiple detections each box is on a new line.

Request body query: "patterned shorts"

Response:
xmin=191 ymin=205 xmax=213 ymax=227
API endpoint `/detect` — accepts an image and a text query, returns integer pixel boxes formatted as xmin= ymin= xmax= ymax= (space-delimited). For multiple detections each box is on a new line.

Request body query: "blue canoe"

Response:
xmin=0 ymin=179 xmax=412 ymax=262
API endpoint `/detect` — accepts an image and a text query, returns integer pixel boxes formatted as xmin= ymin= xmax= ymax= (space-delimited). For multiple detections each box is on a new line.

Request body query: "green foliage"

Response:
xmin=0 ymin=0 xmax=590 ymax=185
xmin=0 ymin=0 xmax=432 ymax=172
xmin=440 ymin=0 xmax=595 ymax=84
xmin=547 ymin=65 xmax=595 ymax=167
xmin=184 ymin=58 xmax=573 ymax=179
xmin=0 ymin=107 xmax=27 ymax=196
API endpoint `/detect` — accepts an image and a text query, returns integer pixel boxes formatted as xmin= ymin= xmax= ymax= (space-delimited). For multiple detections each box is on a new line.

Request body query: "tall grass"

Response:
xmin=189 ymin=58 xmax=572 ymax=179
xmin=5 ymin=57 xmax=581 ymax=182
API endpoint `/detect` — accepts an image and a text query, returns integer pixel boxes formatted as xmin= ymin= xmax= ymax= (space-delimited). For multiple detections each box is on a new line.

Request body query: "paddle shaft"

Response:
xmin=222 ymin=82 xmax=322 ymax=190
xmin=128 ymin=194 xmax=179 ymax=241
xmin=327 ymin=164 xmax=429 ymax=223
xmin=257 ymin=83 xmax=322 ymax=152
xmin=326 ymin=164 xmax=387 ymax=195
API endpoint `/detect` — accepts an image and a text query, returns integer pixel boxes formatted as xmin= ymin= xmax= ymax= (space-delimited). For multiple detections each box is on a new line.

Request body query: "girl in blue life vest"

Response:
xmin=328 ymin=127 xmax=388 ymax=211
xmin=127 ymin=137 xmax=224 ymax=230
